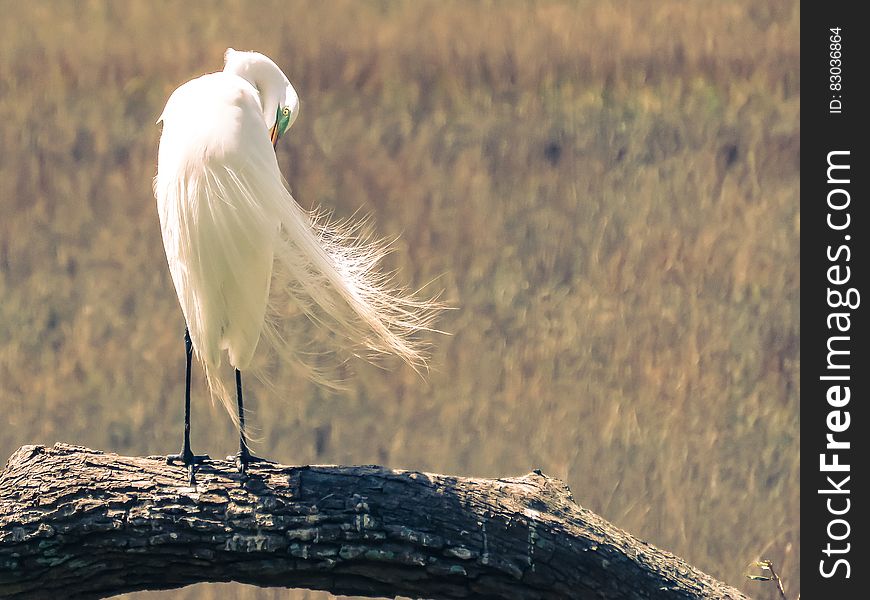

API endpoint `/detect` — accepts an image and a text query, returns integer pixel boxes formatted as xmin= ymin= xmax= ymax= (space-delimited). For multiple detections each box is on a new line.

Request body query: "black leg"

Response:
xmin=167 ymin=327 xmax=209 ymax=484
xmin=233 ymin=369 xmax=270 ymax=475
xmin=236 ymin=369 xmax=251 ymax=467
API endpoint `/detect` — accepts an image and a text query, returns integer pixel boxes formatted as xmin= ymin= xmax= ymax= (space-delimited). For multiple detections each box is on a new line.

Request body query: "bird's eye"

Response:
xmin=282 ymin=107 xmax=291 ymax=117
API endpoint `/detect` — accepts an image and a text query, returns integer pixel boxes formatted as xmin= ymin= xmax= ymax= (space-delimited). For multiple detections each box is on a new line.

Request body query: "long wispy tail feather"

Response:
xmin=179 ymin=156 xmax=444 ymax=422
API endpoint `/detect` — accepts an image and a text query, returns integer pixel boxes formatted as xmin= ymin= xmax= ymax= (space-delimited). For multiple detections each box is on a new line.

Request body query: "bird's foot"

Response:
xmin=229 ymin=448 xmax=273 ymax=476
xmin=167 ymin=449 xmax=210 ymax=485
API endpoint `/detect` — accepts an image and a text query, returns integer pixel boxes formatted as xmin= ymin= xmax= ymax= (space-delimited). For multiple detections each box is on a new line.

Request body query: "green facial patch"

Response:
xmin=275 ymin=106 xmax=292 ymax=140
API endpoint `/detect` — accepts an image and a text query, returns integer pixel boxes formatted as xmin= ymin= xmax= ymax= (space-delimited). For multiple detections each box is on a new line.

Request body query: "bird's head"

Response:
xmin=270 ymin=83 xmax=300 ymax=148
xmin=223 ymin=48 xmax=300 ymax=149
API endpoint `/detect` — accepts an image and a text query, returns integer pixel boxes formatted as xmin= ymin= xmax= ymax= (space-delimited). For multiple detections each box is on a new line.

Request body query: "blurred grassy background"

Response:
xmin=0 ymin=1 xmax=799 ymax=598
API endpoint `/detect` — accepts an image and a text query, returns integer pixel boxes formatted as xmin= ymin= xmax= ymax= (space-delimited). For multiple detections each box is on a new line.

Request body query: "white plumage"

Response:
xmin=154 ymin=49 xmax=440 ymax=438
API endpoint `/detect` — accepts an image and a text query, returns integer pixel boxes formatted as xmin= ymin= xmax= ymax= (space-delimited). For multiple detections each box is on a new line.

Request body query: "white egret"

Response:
xmin=155 ymin=49 xmax=441 ymax=479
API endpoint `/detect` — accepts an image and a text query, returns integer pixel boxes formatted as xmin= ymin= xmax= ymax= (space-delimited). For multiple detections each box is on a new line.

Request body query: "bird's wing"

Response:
xmin=155 ymin=73 xmax=279 ymax=371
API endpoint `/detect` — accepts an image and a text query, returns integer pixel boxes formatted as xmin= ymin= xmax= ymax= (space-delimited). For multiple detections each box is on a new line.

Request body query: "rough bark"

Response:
xmin=0 ymin=443 xmax=749 ymax=600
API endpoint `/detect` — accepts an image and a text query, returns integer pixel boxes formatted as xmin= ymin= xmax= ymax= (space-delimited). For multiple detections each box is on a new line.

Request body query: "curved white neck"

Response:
xmin=223 ymin=49 xmax=289 ymax=129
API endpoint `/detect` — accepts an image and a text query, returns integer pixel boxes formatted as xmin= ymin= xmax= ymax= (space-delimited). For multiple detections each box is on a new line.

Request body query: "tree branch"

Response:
xmin=0 ymin=444 xmax=749 ymax=599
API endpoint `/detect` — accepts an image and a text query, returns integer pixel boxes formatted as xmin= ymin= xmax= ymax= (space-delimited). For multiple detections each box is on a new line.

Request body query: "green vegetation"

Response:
xmin=0 ymin=2 xmax=799 ymax=599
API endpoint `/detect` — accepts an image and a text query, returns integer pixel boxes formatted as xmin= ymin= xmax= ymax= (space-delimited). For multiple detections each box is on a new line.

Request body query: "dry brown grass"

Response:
xmin=0 ymin=1 xmax=799 ymax=598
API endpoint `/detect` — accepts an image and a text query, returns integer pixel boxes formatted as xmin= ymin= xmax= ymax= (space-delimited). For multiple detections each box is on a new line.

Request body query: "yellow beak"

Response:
xmin=269 ymin=122 xmax=279 ymax=149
